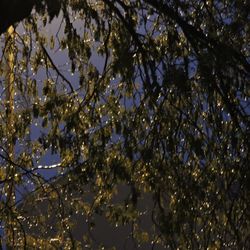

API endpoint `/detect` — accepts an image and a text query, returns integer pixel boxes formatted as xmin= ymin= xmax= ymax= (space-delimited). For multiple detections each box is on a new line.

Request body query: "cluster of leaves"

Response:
xmin=0 ymin=0 xmax=249 ymax=249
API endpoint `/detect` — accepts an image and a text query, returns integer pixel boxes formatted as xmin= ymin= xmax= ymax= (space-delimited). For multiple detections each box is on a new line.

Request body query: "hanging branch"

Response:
xmin=40 ymin=43 xmax=74 ymax=93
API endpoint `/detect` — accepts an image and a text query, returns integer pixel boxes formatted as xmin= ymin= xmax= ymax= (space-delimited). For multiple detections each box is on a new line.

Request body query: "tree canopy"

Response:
xmin=0 ymin=0 xmax=249 ymax=249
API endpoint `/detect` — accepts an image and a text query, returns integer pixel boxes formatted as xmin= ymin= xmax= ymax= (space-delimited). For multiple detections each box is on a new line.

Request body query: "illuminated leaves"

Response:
xmin=0 ymin=0 xmax=249 ymax=249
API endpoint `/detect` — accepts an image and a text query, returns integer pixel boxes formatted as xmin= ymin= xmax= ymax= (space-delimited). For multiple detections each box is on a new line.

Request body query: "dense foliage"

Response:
xmin=0 ymin=0 xmax=249 ymax=249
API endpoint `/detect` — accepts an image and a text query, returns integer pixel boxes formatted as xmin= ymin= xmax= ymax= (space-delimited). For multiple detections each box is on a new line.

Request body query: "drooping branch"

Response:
xmin=41 ymin=44 xmax=74 ymax=93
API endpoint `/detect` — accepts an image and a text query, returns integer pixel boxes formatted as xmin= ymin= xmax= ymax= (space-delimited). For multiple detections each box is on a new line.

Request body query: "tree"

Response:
xmin=0 ymin=0 xmax=249 ymax=249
